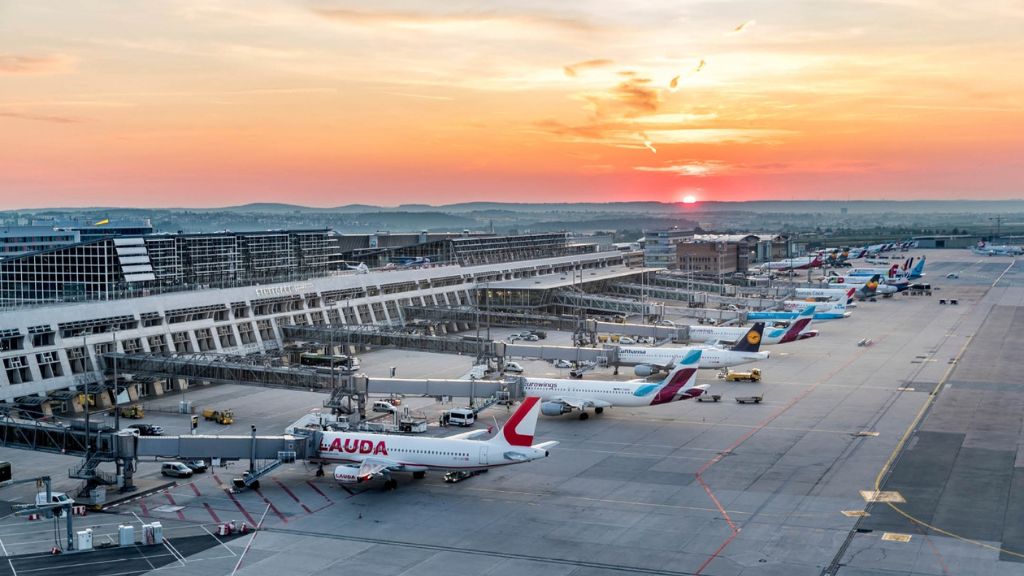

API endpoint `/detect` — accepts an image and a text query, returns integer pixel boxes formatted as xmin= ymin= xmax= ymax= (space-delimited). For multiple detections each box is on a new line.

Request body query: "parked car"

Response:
xmin=504 ymin=361 xmax=524 ymax=373
xmin=553 ymin=359 xmax=573 ymax=369
xmin=184 ymin=459 xmax=208 ymax=473
xmin=524 ymin=334 xmax=540 ymax=341
xmin=161 ymin=462 xmax=193 ymax=478
xmin=618 ymin=336 xmax=636 ymax=345
xmin=128 ymin=423 xmax=163 ymax=436
xmin=508 ymin=334 xmax=522 ymax=342
xmin=372 ymin=400 xmax=397 ymax=413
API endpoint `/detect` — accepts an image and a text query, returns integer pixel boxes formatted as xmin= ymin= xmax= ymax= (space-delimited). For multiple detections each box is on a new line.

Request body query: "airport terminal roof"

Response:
xmin=483 ymin=264 xmax=660 ymax=290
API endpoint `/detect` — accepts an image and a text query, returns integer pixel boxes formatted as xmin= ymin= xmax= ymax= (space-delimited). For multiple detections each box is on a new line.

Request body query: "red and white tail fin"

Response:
xmin=489 ymin=397 xmax=541 ymax=447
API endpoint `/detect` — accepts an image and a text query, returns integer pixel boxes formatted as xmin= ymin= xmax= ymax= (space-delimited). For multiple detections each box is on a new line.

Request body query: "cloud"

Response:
xmin=0 ymin=54 xmax=72 ymax=75
xmin=0 ymin=111 xmax=83 ymax=124
xmin=634 ymin=161 xmax=729 ymax=176
xmin=563 ymin=58 xmax=614 ymax=77
xmin=311 ymin=7 xmax=594 ymax=34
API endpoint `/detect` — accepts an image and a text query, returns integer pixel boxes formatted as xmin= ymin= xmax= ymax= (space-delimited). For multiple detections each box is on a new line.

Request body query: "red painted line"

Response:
xmin=190 ymin=482 xmax=201 ymax=497
xmin=212 ymin=472 xmax=223 ymax=487
xmin=253 ymin=487 xmax=288 ymax=524
xmin=273 ymin=479 xmax=314 ymax=514
xmin=273 ymin=479 xmax=301 ymax=502
xmin=306 ymin=480 xmax=333 ymax=503
xmin=203 ymin=502 xmax=222 ymax=524
xmin=165 ymin=492 xmax=186 ymax=521
xmin=694 ymin=531 xmax=741 ymax=575
xmin=139 ymin=498 xmax=149 ymax=517
xmin=226 ymin=490 xmax=257 ymax=527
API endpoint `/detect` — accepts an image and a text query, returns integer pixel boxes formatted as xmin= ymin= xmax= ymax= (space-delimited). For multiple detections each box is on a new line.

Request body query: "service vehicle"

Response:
xmin=117 ymin=405 xmax=145 ymax=419
xmin=202 ymin=408 xmax=234 ymax=424
xmin=503 ymin=361 xmax=524 ymax=373
xmin=725 ymin=368 xmax=762 ymax=382
xmin=735 ymin=394 xmax=764 ymax=404
xmin=372 ymin=400 xmax=398 ymax=413
xmin=445 ymin=407 xmax=476 ymax=427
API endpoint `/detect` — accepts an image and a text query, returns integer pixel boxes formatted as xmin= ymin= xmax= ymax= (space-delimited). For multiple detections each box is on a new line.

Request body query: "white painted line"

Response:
xmin=0 ymin=537 xmax=17 ymax=576
xmin=201 ymin=524 xmax=237 ymax=557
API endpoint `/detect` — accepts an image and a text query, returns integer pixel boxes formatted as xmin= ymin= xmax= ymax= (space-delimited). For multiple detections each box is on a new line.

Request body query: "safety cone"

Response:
xmin=27 ymin=513 xmax=40 ymax=521
xmin=239 ymin=523 xmax=249 ymax=534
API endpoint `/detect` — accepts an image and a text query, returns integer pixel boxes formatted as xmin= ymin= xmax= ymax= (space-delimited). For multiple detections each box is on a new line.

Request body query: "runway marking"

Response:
xmin=306 ymin=480 xmax=333 ymax=503
xmin=881 ymin=532 xmax=912 ymax=543
xmin=0 ymin=537 xmax=16 ymax=576
xmin=203 ymin=502 xmax=222 ymax=523
xmin=273 ymin=479 xmax=312 ymax=514
xmin=253 ymin=487 xmax=288 ymax=524
xmin=859 ymin=258 xmax=1024 ymax=562
xmin=225 ymin=490 xmax=257 ymax=527
xmin=190 ymin=482 xmax=201 ymax=497
xmin=694 ymin=338 xmax=878 ymax=574
xmin=202 ymin=524 xmax=237 ymax=557
xmin=164 ymin=492 xmax=186 ymax=520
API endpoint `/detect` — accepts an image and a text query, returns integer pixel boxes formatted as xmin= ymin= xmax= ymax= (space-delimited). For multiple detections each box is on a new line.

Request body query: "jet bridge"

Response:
xmin=282 ymin=324 xmax=505 ymax=357
xmin=610 ymin=282 xmax=780 ymax=310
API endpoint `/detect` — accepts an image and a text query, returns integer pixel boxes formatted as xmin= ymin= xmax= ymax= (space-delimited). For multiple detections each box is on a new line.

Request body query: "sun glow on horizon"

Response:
xmin=682 ymin=195 xmax=698 ymax=204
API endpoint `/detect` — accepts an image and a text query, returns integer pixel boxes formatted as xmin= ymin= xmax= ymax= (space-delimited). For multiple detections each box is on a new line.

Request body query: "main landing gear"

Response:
xmin=578 ymin=407 xmax=604 ymax=420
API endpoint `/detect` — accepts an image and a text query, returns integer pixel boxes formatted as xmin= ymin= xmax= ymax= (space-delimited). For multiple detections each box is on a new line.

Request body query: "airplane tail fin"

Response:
xmin=730 ymin=322 xmax=764 ymax=352
xmin=910 ymin=256 xmax=925 ymax=278
xmin=649 ymin=350 xmax=703 ymax=404
xmin=862 ymin=274 xmax=881 ymax=296
xmin=780 ymin=307 xmax=814 ymax=343
xmin=489 ymin=397 xmax=542 ymax=447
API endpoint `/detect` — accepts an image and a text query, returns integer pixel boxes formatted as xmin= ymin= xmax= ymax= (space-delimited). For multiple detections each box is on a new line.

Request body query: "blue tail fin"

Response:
xmin=730 ymin=322 xmax=764 ymax=352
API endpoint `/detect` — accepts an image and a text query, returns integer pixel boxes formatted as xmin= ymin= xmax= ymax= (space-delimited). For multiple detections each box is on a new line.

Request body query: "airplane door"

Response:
xmin=479 ymin=446 xmax=488 ymax=465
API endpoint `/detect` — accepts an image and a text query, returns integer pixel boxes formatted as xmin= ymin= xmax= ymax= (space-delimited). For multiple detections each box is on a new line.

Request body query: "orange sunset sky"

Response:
xmin=1 ymin=1 xmax=1022 ymax=207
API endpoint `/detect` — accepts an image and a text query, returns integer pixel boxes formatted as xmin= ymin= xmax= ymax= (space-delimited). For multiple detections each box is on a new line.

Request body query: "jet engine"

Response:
xmin=633 ymin=364 xmax=656 ymax=377
xmin=333 ymin=464 xmax=367 ymax=484
xmin=540 ymin=402 xmax=571 ymax=416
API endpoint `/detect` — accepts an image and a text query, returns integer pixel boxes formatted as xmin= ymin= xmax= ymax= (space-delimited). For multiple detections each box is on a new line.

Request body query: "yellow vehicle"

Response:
xmin=725 ymin=368 xmax=761 ymax=382
xmin=202 ymin=408 xmax=234 ymax=425
xmin=597 ymin=335 xmax=609 ymax=343
xmin=609 ymin=334 xmax=621 ymax=343
xmin=118 ymin=405 xmax=145 ymax=419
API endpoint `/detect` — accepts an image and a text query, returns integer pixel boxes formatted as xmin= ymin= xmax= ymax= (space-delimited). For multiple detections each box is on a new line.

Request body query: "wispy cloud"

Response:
xmin=311 ymin=7 xmax=595 ymax=34
xmin=563 ymin=58 xmax=614 ymax=77
xmin=0 ymin=111 xmax=83 ymax=124
xmin=0 ymin=54 xmax=72 ymax=75
xmin=634 ymin=161 xmax=729 ymax=176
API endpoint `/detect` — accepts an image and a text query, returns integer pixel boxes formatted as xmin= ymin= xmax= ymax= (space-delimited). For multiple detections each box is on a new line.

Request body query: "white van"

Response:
xmin=35 ymin=491 xmax=74 ymax=508
xmin=372 ymin=401 xmax=397 ymax=413
xmin=446 ymin=408 xmax=476 ymax=427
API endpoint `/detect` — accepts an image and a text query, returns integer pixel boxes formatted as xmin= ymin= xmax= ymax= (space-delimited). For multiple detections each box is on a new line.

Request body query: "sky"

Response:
xmin=1 ymin=1 xmax=1022 ymax=208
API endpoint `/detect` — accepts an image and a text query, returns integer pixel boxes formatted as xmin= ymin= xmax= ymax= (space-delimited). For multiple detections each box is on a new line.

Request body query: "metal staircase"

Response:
xmin=233 ymin=451 xmax=296 ymax=489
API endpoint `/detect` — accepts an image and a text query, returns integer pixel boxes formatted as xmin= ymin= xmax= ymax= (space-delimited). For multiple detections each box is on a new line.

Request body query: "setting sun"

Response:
xmin=682 ymin=195 xmax=698 ymax=204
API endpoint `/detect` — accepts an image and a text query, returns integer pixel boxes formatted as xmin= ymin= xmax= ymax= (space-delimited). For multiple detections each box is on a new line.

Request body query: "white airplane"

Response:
xmin=521 ymin=350 xmax=705 ymax=420
xmin=318 ymin=397 xmax=556 ymax=489
xmin=794 ymin=286 xmax=856 ymax=303
xmin=972 ymin=241 xmax=1023 ymax=256
xmin=758 ymin=254 xmax=823 ymax=271
xmin=826 ymin=274 xmax=898 ymax=298
xmin=686 ymin=308 xmax=816 ymax=345
xmin=781 ymin=299 xmax=841 ymax=312
xmin=617 ymin=323 xmax=769 ymax=376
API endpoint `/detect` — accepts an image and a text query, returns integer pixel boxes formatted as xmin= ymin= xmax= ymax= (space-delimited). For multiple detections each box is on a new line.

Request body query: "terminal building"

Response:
xmin=0 ymin=229 xmax=631 ymax=414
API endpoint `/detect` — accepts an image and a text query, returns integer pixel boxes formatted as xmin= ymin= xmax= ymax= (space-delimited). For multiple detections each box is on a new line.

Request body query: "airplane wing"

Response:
xmin=552 ymin=396 xmax=613 ymax=410
xmin=357 ymin=457 xmax=405 ymax=480
xmin=446 ymin=429 xmax=489 ymax=441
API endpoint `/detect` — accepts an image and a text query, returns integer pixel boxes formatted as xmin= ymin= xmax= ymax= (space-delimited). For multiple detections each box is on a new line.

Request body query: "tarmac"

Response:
xmin=0 ymin=249 xmax=1020 ymax=575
